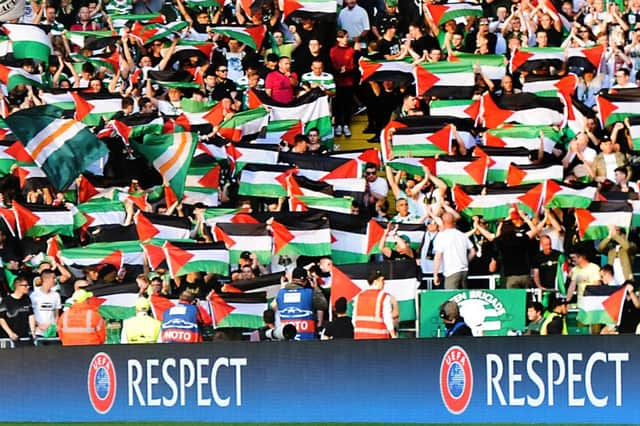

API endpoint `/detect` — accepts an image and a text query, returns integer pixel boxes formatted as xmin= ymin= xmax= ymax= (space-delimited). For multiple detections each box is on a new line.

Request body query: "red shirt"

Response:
xmin=265 ymin=70 xmax=297 ymax=104
xmin=330 ymin=45 xmax=356 ymax=87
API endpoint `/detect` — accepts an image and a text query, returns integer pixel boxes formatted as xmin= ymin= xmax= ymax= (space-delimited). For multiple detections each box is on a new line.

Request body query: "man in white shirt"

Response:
xmin=30 ymin=270 xmax=62 ymax=338
xmin=337 ymin=0 xmax=370 ymax=48
xmin=433 ymin=213 xmax=475 ymax=289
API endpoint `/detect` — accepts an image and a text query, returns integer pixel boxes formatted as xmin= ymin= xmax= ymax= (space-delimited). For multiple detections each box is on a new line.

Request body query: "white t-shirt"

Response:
xmin=30 ymin=287 xmax=62 ymax=331
xmin=368 ymin=177 xmax=389 ymax=199
xmin=338 ymin=5 xmax=370 ymax=46
xmin=434 ymin=228 xmax=473 ymax=277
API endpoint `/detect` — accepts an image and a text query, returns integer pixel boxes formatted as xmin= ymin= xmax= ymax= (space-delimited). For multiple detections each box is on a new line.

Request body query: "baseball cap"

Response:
xmin=136 ymin=297 xmax=151 ymax=311
xmin=240 ymin=251 xmax=252 ymax=260
xmin=292 ymin=267 xmax=309 ymax=281
xmin=72 ymin=289 xmax=93 ymax=304
xmin=386 ymin=0 xmax=398 ymax=7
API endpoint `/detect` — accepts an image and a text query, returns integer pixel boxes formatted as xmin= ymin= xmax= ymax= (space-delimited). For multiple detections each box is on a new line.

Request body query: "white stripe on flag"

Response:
xmin=27 ymin=118 xmax=84 ymax=165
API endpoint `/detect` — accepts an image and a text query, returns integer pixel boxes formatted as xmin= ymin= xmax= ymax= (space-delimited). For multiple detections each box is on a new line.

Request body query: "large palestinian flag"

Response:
xmin=414 ymin=62 xmax=475 ymax=99
xmin=60 ymin=240 xmax=144 ymax=269
xmin=577 ymin=285 xmax=627 ymax=325
xmin=209 ymin=292 xmax=266 ymax=329
xmin=328 ymin=213 xmax=384 ymax=265
xmin=575 ymin=201 xmax=632 ymax=241
xmin=213 ymin=222 xmax=272 ymax=265
xmin=452 ymin=184 xmax=536 ymax=220
xmin=595 ymin=89 xmax=640 ymax=127
xmin=358 ymin=58 xmax=414 ymax=82
xmin=480 ymin=93 xmax=565 ymax=127
xmin=425 ymin=2 xmax=483 ymax=25
xmin=164 ymin=240 xmax=229 ymax=277
xmin=13 ymin=202 xmax=75 ymax=238
xmin=510 ymin=47 xmax=564 ymax=73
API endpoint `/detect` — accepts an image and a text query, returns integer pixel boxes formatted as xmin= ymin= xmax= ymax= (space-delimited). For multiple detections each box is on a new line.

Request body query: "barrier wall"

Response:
xmin=2 ymin=336 xmax=638 ymax=423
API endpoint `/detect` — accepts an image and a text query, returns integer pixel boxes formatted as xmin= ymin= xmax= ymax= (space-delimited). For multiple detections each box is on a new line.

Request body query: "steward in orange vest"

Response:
xmin=352 ymin=270 xmax=397 ymax=339
xmin=57 ymin=290 xmax=106 ymax=346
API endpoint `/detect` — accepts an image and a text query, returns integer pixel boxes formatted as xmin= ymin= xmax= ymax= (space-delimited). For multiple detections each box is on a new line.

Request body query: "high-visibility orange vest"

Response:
xmin=57 ymin=304 xmax=106 ymax=346
xmin=353 ymin=288 xmax=391 ymax=340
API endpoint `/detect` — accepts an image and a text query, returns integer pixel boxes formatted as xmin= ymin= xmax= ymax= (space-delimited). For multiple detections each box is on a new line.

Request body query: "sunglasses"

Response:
xmin=365 ymin=171 xmax=377 ymax=176
xmin=217 ymin=68 xmax=228 ymax=72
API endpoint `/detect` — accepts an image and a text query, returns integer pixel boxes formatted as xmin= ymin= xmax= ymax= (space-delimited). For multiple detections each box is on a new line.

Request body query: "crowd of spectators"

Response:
xmin=1 ymin=0 xmax=640 ymax=344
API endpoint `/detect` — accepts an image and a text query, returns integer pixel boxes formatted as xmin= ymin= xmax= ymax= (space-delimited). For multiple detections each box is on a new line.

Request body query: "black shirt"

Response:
xmin=532 ymin=249 xmax=562 ymax=289
xmin=324 ymin=316 xmax=354 ymax=339
xmin=618 ymin=298 xmax=640 ymax=333
xmin=543 ymin=27 xmax=563 ymax=47
xmin=378 ymin=37 xmax=402 ymax=58
xmin=207 ymin=79 xmax=237 ymax=102
xmin=496 ymin=221 xmax=536 ymax=276
xmin=0 ymin=294 xmax=33 ymax=338
xmin=412 ymin=35 xmax=439 ymax=58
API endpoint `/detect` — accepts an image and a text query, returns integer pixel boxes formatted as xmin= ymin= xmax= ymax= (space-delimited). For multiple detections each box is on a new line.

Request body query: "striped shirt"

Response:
xmin=301 ymin=72 xmax=336 ymax=91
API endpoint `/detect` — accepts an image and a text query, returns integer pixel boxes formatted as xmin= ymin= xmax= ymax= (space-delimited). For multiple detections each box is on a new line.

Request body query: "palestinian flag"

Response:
xmin=185 ymin=162 xmax=220 ymax=189
xmin=577 ymin=285 xmax=627 ymax=325
xmin=4 ymin=105 xmax=108 ymax=190
xmin=506 ymin=163 xmax=563 ymax=186
xmin=452 ymin=184 xmax=536 ymax=220
xmin=226 ymin=143 xmax=279 ymax=173
xmin=389 ymin=125 xmax=452 ymax=158
xmin=210 ymin=292 xmax=266 ymax=329
xmin=544 ymin=180 xmax=596 ymax=209
xmin=279 ymin=152 xmax=359 ymax=181
xmin=358 ymin=58 xmax=414 ymax=82
xmin=238 ymin=163 xmax=294 ymax=198
xmin=213 ymin=222 xmax=272 ymax=265
xmin=131 ymin=21 xmax=188 ymax=45
xmin=383 ymin=222 xmax=425 ymax=250
xmin=480 ymin=93 xmax=564 ymax=128
xmin=387 ymin=157 xmax=434 ymax=177
xmin=294 ymin=195 xmax=353 ymax=214
xmin=217 ymin=106 xmax=269 ymax=142
xmin=12 ymin=202 xmax=74 ymax=238
xmin=425 ymin=2 xmax=483 ymax=25
xmin=109 ymin=13 xmax=165 ymax=28
xmin=77 ymin=200 xmax=126 ymax=229
xmin=476 ymin=146 xmax=531 ymax=183
xmin=567 ymin=45 xmax=605 ymax=73
xmin=521 ymin=75 xmax=576 ymax=98
xmin=0 ymin=64 xmax=42 ymax=91
xmin=147 ymin=70 xmax=200 ymax=89
xmin=2 ymin=24 xmax=52 ymax=64
xmin=41 ymin=92 xmax=123 ymax=127
xmin=90 ymin=291 xmax=139 ymax=321
xmin=134 ymin=211 xmax=192 ymax=241
xmin=0 ymin=141 xmax=31 ymax=176
xmin=60 ymin=240 xmax=144 ymax=269
xmin=451 ymin=53 xmax=506 ymax=81
xmin=281 ymin=0 xmax=337 ymax=18
xmin=257 ymin=90 xmax=333 ymax=144
xmin=208 ymin=25 xmax=266 ymax=50
xmin=575 ymin=202 xmax=632 ymax=241
xmin=286 ymin=174 xmax=334 ymax=198
xmin=163 ymin=240 xmax=229 ymax=277
xmin=510 ymin=47 xmax=564 ymax=73
xmin=109 ymin=116 xmax=165 ymax=143
xmin=436 ymin=155 xmax=490 ymax=186
xmin=596 ymin=90 xmax=640 ymax=127
xmin=66 ymin=30 xmax=117 ymax=49
xmin=484 ymin=124 xmax=563 ymax=153
xmin=271 ymin=215 xmax=331 ymax=257
xmin=627 ymin=116 xmax=640 ymax=150
xmin=260 ymin=118 xmax=302 ymax=145
xmin=223 ymin=272 xmax=283 ymax=299
xmin=202 ymin=208 xmax=249 ymax=227
xmin=414 ymin=62 xmax=475 ymax=99
xmin=332 ymin=260 xmax=420 ymax=321
xmin=166 ymin=39 xmax=214 ymax=65
xmin=132 ymin=132 xmax=197 ymax=198
xmin=329 ymin=213 xmax=383 ymax=265
xmin=428 ymin=100 xmax=478 ymax=122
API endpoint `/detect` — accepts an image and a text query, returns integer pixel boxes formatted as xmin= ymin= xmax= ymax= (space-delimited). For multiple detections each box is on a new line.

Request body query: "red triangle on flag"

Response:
xmin=330 ymin=265 xmax=362 ymax=309
xmin=5 ymin=141 xmax=34 ymax=162
xmin=128 ymin=193 xmax=149 ymax=211
xmin=575 ymin=208 xmax=596 ymax=238
xmin=517 ymin=182 xmax=544 ymax=213
xmin=289 ymin=193 xmax=308 ymax=212
xmin=102 ymin=249 xmax=124 ymax=270
xmin=357 ymin=148 xmax=381 ymax=166
xmin=86 ymin=296 xmax=106 ymax=310
xmin=424 ymin=3 xmax=449 ymax=24
xmin=275 ymin=168 xmax=297 ymax=189
xmin=112 ymin=120 xmax=132 ymax=144
xmin=231 ymin=213 xmax=260 ymax=224
xmin=602 ymin=286 xmax=627 ymax=325
xmin=13 ymin=166 xmax=29 ymax=188
xmin=70 ymin=91 xmax=95 ymax=121
xmin=415 ymin=65 xmax=441 ymax=94
xmin=506 ymin=163 xmax=527 ymax=187
xmin=481 ymin=93 xmax=514 ymax=128
xmin=246 ymin=25 xmax=266 ymax=50
xmin=238 ymin=0 xmax=253 ymax=17
xmin=0 ymin=64 xmax=10 ymax=85
xmin=199 ymin=165 xmax=220 ymax=188
xmin=221 ymin=283 xmax=244 ymax=293
xmin=209 ymin=292 xmax=236 ymax=325
xmin=282 ymin=120 xmax=303 ymax=146
xmin=149 ymin=293 xmax=175 ymax=322
xmin=426 ymin=124 xmax=451 ymax=153
xmin=164 ymin=184 xmax=179 ymax=207
xmin=164 ymin=241 xmax=194 ymax=277
xmin=143 ymin=243 xmax=165 ymax=270
xmin=247 ymin=89 xmax=263 ymax=109
xmin=0 ymin=208 xmax=15 ymax=236
xmin=510 ymin=49 xmax=534 ymax=72
xmin=46 ymin=236 xmax=61 ymax=263
xmin=581 ymin=44 xmax=605 ymax=69
xmin=483 ymin=132 xmax=506 ymax=147
xmin=554 ymin=74 xmax=578 ymax=96
xmin=135 ymin=212 xmax=159 ymax=241
xmin=367 ymin=219 xmax=385 ymax=254
xmin=452 ymin=184 xmax=473 ymax=211
xmin=174 ymin=113 xmax=192 ymax=131
xmin=213 ymin=225 xmax=237 ymax=248
xmin=78 ymin=175 xmax=99 ymax=203
xmin=12 ymin=201 xmax=39 ymax=238
xmin=463 ymin=100 xmax=481 ymax=121
xmin=543 ymin=180 xmax=562 ymax=206
xmin=472 ymin=146 xmax=496 ymax=167
xmin=463 ymin=156 xmax=488 ymax=185
xmin=286 ymin=175 xmax=303 ymax=197
xmin=420 ymin=157 xmax=437 ymax=175
xmin=320 ymin=159 xmax=358 ymax=181
xmin=595 ymin=95 xmax=618 ymax=126
xmin=270 ymin=220 xmax=294 ymax=254
xmin=203 ymin=102 xmax=225 ymax=126
xmin=448 ymin=53 xmax=460 ymax=62
xmin=359 ymin=60 xmax=383 ymax=82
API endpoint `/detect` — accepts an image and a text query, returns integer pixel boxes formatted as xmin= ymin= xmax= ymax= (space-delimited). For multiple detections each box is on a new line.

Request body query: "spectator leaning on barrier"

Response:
xmin=121 ymin=298 xmax=161 ymax=344
xmin=57 ymin=289 xmax=106 ymax=346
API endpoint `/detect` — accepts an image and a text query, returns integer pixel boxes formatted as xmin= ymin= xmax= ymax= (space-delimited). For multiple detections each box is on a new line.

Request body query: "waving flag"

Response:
xmin=238 ymin=164 xmax=294 ymax=198
xmin=281 ymin=0 xmax=337 ymax=18
xmin=2 ymin=24 xmax=52 ymax=64
xmin=596 ymin=90 xmax=640 ymax=127
xmin=5 ymin=105 xmax=108 ymax=190
xmin=453 ymin=184 xmax=536 ymax=220
xmin=133 ymin=132 xmax=197 ymax=198
xmin=134 ymin=211 xmax=192 ymax=241
xmin=210 ymin=292 xmax=266 ymax=329
xmin=451 ymin=53 xmax=506 ymax=80
xmin=544 ymin=180 xmax=596 ymax=209
xmin=77 ymin=200 xmax=126 ymax=229
xmin=226 ymin=143 xmax=279 ymax=173
xmin=506 ymin=163 xmax=563 ymax=186
xmin=213 ymin=222 xmax=272 ymax=265
xmin=436 ymin=155 xmax=489 ymax=186
xmin=484 ymin=124 xmax=563 ymax=153
xmin=358 ymin=58 xmax=414 ymax=82
xmin=208 ymin=25 xmax=266 ymax=50
xmin=389 ymin=125 xmax=452 ymax=158
xmin=567 ymin=45 xmax=605 ymax=73
xmin=164 ymin=241 xmax=229 ymax=277
xmin=270 ymin=213 xmax=331 ymax=257
xmin=13 ymin=202 xmax=75 ymax=238
xmin=521 ymin=74 xmax=577 ymax=98
xmin=414 ymin=62 xmax=475 ymax=99
xmin=510 ymin=47 xmax=564 ymax=73
xmin=60 ymin=240 xmax=144 ymax=269
xmin=476 ymin=146 xmax=531 ymax=182
xmin=480 ymin=93 xmax=565 ymax=127
xmin=575 ymin=202 xmax=632 ymax=240
xmin=425 ymin=2 xmax=483 ymax=25
xmin=217 ymin=106 xmax=269 ymax=142
xmin=577 ymin=285 xmax=627 ymax=325
xmin=42 ymin=92 xmax=124 ymax=127
xmin=0 ymin=64 xmax=42 ymax=91
xmin=328 ymin=213 xmax=383 ymax=265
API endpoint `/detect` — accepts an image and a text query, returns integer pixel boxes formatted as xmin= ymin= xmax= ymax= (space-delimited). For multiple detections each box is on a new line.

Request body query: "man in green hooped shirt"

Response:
xmin=300 ymin=59 xmax=335 ymax=97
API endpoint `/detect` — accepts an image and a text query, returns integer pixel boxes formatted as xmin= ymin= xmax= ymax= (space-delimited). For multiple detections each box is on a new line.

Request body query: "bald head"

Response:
xmin=442 ymin=212 xmax=455 ymax=228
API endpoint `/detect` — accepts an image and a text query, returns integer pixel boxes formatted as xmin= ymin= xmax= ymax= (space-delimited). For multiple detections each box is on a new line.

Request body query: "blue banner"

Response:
xmin=1 ymin=337 xmax=638 ymax=423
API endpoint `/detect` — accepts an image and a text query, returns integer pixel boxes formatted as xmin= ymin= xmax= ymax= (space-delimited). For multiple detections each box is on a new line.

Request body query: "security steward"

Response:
xmin=352 ymin=270 xmax=397 ymax=339
xmin=540 ymin=294 xmax=569 ymax=335
xmin=57 ymin=289 xmax=106 ymax=346
xmin=440 ymin=301 xmax=473 ymax=337
xmin=120 ymin=298 xmax=161 ymax=344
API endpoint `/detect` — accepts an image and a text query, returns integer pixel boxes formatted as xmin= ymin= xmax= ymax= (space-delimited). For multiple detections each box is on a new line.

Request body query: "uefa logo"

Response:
xmin=439 ymin=346 xmax=473 ymax=415
xmin=87 ymin=352 xmax=117 ymax=415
